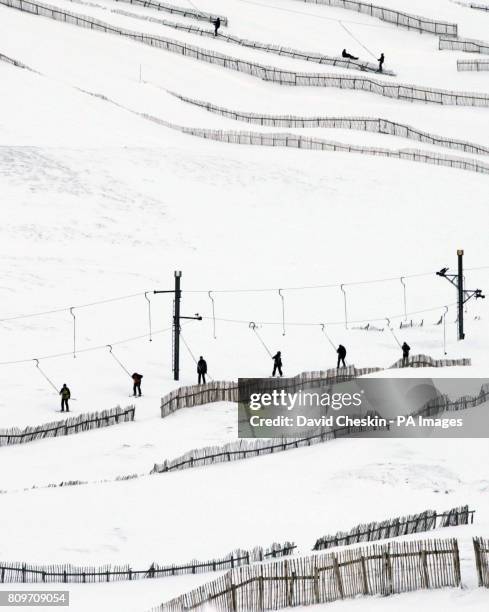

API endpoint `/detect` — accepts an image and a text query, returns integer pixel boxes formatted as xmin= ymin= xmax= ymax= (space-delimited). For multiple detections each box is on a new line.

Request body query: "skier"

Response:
xmin=377 ymin=52 xmax=385 ymax=73
xmin=132 ymin=372 xmax=143 ymax=397
xmin=272 ymin=351 xmax=283 ymax=377
xmin=342 ymin=49 xmax=359 ymax=60
xmin=212 ymin=17 xmax=221 ymax=36
xmin=336 ymin=345 xmax=347 ymax=369
xmin=197 ymin=356 xmax=207 ymax=385
xmin=402 ymin=342 xmax=411 ymax=367
xmin=59 ymin=383 xmax=71 ymax=412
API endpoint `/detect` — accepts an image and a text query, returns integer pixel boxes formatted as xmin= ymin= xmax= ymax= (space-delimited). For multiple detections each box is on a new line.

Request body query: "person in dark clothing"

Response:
xmin=402 ymin=342 xmax=411 ymax=367
xmin=378 ymin=53 xmax=385 ymax=73
xmin=212 ymin=17 xmax=221 ymax=36
xmin=132 ymin=372 xmax=143 ymax=397
xmin=272 ymin=351 xmax=283 ymax=377
xmin=342 ymin=49 xmax=359 ymax=60
xmin=59 ymin=384 xmax=71 ymax=412
xmin=197 ymin=356 xmax=207 ymax=384
xmin=337 ymin=345 xmax=347 ymax=369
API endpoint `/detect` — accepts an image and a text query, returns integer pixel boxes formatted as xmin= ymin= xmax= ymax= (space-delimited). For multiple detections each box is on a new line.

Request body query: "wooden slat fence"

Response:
xmin=390 ymin=354 xmax=471 ymax=369
xmin=313 ymin=505 xmax=474 ymax=550
xmin=4 ymin=1 xmax=489 ymax=108
xmin=167 ymin=91 xmax=489 ymax=156
xmin=112 ymin=7 xmax=391 ymax=75
xmin=0 ymin=405 xmax=135 ymax=447
xmin=168 ymin=127 xmax=489 ymax=175
xmin=469 ymin=2 xmax=489 ymax=10
xmin=113 ymin=0 xmax=227 ymax=25
xmin=151 ymin=538 xmax=461 ymax=611
xmin=440 ymin=36 xmax=489 ymax=54
xmin=151 ymin=419 xmax=389 ymax=474
xmin=458 ymin=59 xmax=489 ymax=71
xmin=160 ymin=366 xmax=381 ymax=418
xmin=412 ymin=383 xmax=489 ymax=418
xmin=293 ymin=0 xmax=457 ymax=35
xmin=473 ymin=537 xmax=489 ymax=587
xmin=151 ymin=356 xmax=471 ymax=475
xmin=0 ymin=543 xmax=295 ymax=584
xmin=0 ymin=52 xmax=33 ymax=70
xmin=160 ymin=357 xmax=471 ymax=418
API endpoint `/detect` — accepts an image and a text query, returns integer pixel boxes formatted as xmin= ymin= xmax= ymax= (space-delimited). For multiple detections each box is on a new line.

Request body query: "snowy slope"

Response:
xmin=1 ymin=0 xmax=489 ymax=610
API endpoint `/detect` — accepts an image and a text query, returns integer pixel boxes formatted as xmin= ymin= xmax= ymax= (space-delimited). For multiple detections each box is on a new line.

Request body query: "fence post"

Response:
xmin=259 ymin=568 xmax=264 ymax=611
xmin=420 ymin=550 xmax=429 ymax=589
xmin=360 ymin=555 xmax=369 ymax=595
xmin=383 ymin=551 xmax=393 ymax=594
xmin=230 ymin=582 xmax=237 ymax=612
xmin=332 ymin=555 xmax=344 ymax=599
xmin=314 ymin=564 xmax=320 ymax=603
xmin=289 ymin=570 xmax=296 ymax=606
xmin=474 ymin=538 xmax=483 ymax=587
xmin=453 ymin=539 xmax=461 ymax=586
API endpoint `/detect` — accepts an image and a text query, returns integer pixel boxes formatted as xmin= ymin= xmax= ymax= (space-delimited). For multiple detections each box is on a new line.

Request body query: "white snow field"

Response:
xmin=1 ymin=0 xmax=489 ymax=610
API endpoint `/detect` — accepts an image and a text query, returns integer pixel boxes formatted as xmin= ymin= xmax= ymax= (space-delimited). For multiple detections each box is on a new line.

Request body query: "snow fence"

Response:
xmin=167 ymin=92 xmax=489 ymax=156
xmin=440 ymin=35 xmax=489 ymax=54
xmin=0 ymin=52 xmax=33 ymax=70
xmin=0 ymin=405 xmax=135 ymax=447
xmin=3 ymin=0 xmax=489 ymax=107
xmin=160 ymin=366 xmax=381 ymax=418
xmin=313 ymin=505 xmax=474 ymax=550
xmin=159 ymin=357 xmax=471 ymax=418
xmin=474 ymin=537 xmax=489 ymax=587
xmin=151 ymin=538 xmax=462 ymax=611
xmin=458 ymin=59 xmax=489 ymax=71
xmin=111 ymin=0 xmax=227 ymax=25
xmin=291 ymin=0 xmax=457 ymax=35
xmin=112 ymin=7 xmax=392 ymax=75
xmin=412 ymin=382 xmax=489 ymax=418
xmin=165 ymin=127 xmax=489 ymax=175
xmin=152 ymin=357 xmax=472 ymax=475
xmin=469 ymin=2 xmax=489 ymax=10
xmin=151 ymin=419 xmax=390 ymax=474
xmin=0 ymin=542 xmax=295 ymax=584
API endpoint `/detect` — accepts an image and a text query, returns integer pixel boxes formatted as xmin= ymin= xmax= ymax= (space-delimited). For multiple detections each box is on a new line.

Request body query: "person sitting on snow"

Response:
xmin=342 ymin=49 xmax=359 ymax=60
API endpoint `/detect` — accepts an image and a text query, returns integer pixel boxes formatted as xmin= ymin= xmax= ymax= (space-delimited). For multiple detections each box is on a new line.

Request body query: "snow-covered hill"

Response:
xmin=1 ymin=0 xmax=489 ymax=610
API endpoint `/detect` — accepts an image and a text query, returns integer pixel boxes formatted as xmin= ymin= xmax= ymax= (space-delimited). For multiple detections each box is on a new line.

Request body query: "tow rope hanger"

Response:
xmin=319 ymin=323 xmax=337 ymax=353
xmin=107 ymin=344 xmax=131 ymax=377
xmin=340 ymin=284 xmax=348 ymax=329
xmin=400 ymin=277 xmax=407 ymax=321
xmin=278 ymin=289 xmax=285 ymax=336
xmin=385 ymin=318 xmax=402 ymax=349
xmin=144 ymin=292 xmax=153 ymax=342
xmin=249 ymin=322 xmax=273 ymax=357
xmin=33 ymin=358 xmax=59 ymax=394
xmin=208 ymin=291 xmax=216 ymax=339
xmin=443 ymin=306 xmax=449 ymax=355
xmin=70 ymin=307 xmax=76 ymax=358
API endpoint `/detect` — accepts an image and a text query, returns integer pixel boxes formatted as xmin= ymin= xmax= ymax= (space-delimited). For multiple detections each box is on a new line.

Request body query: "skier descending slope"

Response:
xmin=131 ymin=372 xmax=143 ymax=397
xmin=272 ymin=351 xmax=283 ymax=377
xmin=336 ymin=345 xmax=347 ymax=369
xmin=197 ymin=356 xmax=207 ymax=385
xmin=342 ymin=49 xmax=359 ymax=60
xmin=59 ymin=383 xmax=71 ymax=412
xmin=402 ymin=342 xmax=411 ymax=367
